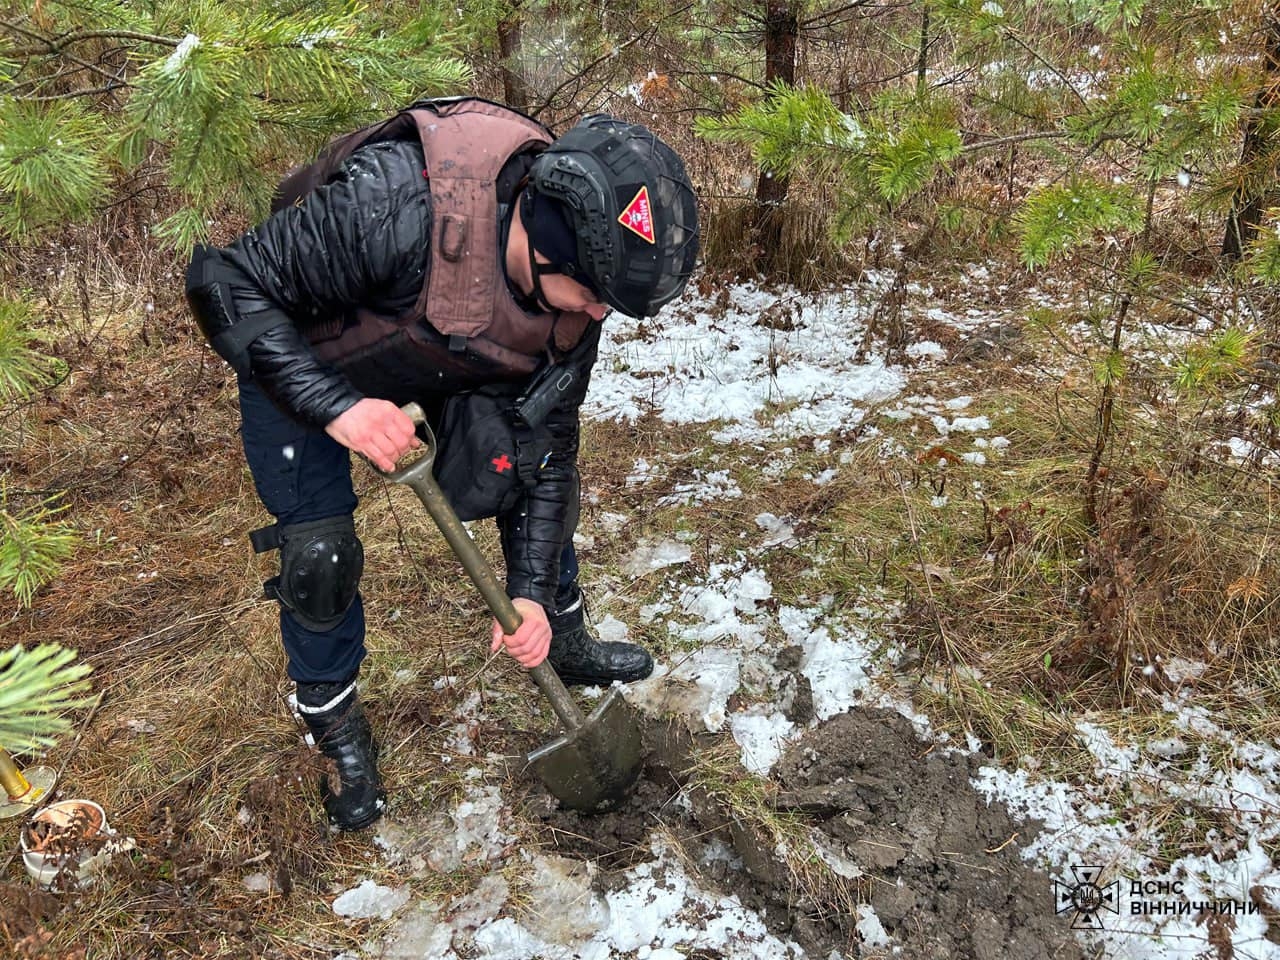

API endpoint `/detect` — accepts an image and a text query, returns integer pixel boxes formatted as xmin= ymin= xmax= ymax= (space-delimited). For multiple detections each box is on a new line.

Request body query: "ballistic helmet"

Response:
xmin=523 ymin=115 xmax=699 ymax=318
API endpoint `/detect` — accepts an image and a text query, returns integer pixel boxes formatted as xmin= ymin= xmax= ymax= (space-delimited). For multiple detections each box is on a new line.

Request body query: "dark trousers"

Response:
xmin=238 ymin=379 xmax=578 ymax=683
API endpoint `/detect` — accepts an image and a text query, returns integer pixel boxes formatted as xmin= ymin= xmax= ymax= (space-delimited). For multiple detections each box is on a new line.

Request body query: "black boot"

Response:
xmin=296 ymin=677 xmax=386 ymax=832
xmin=547 ymin=585 xmax=654 ymax=686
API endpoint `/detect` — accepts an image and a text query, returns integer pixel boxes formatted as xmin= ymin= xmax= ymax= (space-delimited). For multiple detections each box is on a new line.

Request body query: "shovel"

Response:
xmin=377 ymin=403 xmax=644 ymax=813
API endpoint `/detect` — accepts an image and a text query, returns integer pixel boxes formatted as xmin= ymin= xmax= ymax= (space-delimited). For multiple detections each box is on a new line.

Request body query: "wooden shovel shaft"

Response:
xmin=379 ymin=405 xmax=585 ymax=732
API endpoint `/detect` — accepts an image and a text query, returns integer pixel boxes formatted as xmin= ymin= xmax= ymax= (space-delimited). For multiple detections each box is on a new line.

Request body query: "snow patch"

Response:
xmin=332 ymin=879 xmax=409 ymax=920
xmin=161 ymin=34 xmax=200 ymax=75
xmin=623 ymin=539 xmax=694 ymax=577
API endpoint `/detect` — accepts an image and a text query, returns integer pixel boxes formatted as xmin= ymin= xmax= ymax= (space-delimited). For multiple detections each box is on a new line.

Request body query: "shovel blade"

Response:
xmin=526 ymin=688 xmax=644 ymax=813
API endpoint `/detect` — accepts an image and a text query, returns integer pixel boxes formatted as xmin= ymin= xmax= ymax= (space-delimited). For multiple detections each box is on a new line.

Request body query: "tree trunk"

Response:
xmin=755 ymin=1 xmax=798 ymax=211
xmin=1223 ymin=2 xmax=1280 ymax=259
xmin=753 ymin=1 xmax=799 ymax=270
xmin=916 ymin=2 xmax=930 ymax=99
xmin=498 ymin=2 xmax=532 ymax=113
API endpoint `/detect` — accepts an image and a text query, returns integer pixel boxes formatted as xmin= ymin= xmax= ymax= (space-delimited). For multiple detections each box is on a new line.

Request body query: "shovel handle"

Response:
xmin=376 ymin=404 xmax=586 ymax=732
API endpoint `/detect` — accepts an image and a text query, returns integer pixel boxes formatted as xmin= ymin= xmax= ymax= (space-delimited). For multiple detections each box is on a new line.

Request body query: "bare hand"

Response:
xmin=325 ymin=398 xmax=421 ymax=472
xmin=491 ymin=598 xmax=551 ymax=668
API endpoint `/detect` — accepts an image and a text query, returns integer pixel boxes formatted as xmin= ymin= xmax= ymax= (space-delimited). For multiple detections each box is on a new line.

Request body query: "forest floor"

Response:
xmin=4 ymin=256 xmax=1280 ymax=959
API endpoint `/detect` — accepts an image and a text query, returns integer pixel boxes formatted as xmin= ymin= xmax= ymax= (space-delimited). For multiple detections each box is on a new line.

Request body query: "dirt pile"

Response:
xmin=772 ymin=708 xmax=1084 ymax=959
xmin=536 ymin=706 xmax=1085 ymax=959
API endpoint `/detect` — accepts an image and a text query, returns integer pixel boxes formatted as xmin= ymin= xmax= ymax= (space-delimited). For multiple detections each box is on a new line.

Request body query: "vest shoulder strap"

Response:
xmin=413 ymin=101 xmax=554 ymax=337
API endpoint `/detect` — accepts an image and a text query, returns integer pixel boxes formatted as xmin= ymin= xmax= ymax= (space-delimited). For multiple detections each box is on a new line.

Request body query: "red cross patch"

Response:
xmin=491 ymin=454 xmax=513 ymax=473
xmin=618 ymin=185 xmax=656 ymax=244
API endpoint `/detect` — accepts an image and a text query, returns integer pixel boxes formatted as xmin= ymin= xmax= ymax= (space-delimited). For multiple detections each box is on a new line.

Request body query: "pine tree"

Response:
xmin=2 ymin=0 xmax=471 ymax=249
xmin=696 ymin=81 xmax=963 ymax=240
xmin=0 ymin=298 xmax=73 ymax=605
xmin=1 ymin=1 xmax=471 ymax=606
xmin=695 ymin=0 xmax=1280 ymax=529
xmin=693 ymin=0 xmax=1280 ymax=273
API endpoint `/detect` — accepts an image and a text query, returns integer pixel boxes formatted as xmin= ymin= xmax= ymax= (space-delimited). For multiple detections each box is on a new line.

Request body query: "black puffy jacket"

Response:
xmin=188 ymin=139 xmax=591 ymax=609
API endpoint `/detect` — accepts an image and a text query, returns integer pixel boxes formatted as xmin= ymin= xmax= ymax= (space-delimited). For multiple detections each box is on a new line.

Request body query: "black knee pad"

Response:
xmin=251 ymin=516 xmax=364 ymax=632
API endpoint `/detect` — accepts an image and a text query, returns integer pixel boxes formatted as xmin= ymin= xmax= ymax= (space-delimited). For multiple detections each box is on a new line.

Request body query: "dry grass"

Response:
xmin=0 ymin=258 xmax=838 ymax=956
xmin=814 ymin=329 xmax=1280 ymax=777
xmin=6 ymin=17 xmax=1279 ymax=953
xmin=0 ymin=270 xmax=565 ymax=955
xmin=700 ymin=196 xmax=860 ymax=292
xmin=5 ymin=208 xmax=1280 ymax=956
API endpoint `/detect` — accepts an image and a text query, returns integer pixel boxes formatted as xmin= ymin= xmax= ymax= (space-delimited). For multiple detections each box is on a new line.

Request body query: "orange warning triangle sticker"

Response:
xmin=618 ymin=185 xmax=656 ymax=244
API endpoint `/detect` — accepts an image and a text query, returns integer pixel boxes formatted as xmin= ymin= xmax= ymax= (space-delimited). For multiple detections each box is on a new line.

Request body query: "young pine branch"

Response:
xmin=0 ymin=645 xmax=94 ymax=754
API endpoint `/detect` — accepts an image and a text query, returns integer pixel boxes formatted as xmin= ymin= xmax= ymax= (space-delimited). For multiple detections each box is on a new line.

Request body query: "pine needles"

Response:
xmin=0 ymin=644 xmax=94 ymax=753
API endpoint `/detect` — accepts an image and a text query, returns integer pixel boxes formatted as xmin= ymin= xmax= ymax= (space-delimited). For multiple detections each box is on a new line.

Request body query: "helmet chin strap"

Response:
xmin=527 ymin=233 xmax=585 ymax=314
xmin=526 ymin=234 xmax=556 ymax=312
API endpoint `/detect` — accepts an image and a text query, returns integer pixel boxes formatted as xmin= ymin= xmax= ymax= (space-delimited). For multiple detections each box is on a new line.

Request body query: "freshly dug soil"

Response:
xmin=534 ymin=707 xmax=1085 ymax=959
xmin=770 ymin=708 xmax=1084 ymax=959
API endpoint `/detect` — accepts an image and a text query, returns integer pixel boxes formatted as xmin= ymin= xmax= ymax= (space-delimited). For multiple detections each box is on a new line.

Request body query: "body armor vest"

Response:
xmin=272 ymin=98 xmax=591 ymax=385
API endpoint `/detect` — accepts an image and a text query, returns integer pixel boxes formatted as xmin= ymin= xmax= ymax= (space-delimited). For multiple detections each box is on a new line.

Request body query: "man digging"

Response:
xmin=186 ymin=98 xmax=699 ymax=831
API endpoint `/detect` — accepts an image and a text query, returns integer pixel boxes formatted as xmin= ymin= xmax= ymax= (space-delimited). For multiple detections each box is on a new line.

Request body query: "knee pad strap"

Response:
xmin=252 ymin=516 xmax=363 ymax=632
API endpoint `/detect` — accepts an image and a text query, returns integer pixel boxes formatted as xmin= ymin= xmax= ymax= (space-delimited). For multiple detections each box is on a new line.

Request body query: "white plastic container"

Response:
xmin=20 ymin=799 xmax=123 ymax=889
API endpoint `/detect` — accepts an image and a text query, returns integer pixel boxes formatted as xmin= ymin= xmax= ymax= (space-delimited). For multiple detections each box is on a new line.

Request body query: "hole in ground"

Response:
xmin=517 ymin=708 xmax=1088 ymax=960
